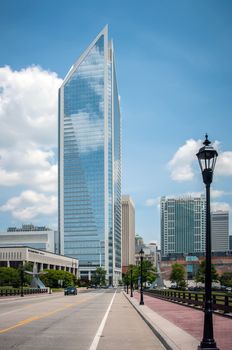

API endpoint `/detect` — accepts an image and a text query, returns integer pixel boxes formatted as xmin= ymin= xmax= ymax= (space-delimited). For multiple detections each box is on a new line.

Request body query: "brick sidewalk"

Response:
xmin=133 ymin=291 xmax=232 ymax=350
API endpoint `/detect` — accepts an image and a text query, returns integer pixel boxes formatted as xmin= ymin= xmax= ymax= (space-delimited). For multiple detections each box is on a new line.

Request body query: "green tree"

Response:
xmin=195 ymin=260 xmax=219 ymax=284
xmin=219 ymin=272 xmax=232 ymax=287
xmin=0 ymin=267 xmax=20 ymax=287
xmin=134 ymin=260 xmax=157 ymax=287
xmin=18 ymin=262 xmax=33 ymax=286
xmin=91 ymin=267 xmax=107 ymax=286
xmin=40 ymin=269 xmax=77 ymax=288
xmin=170 ymin=263 xmax=186 ymax=289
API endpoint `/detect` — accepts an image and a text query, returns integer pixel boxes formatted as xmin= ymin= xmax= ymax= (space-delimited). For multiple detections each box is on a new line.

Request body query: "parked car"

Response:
xmin=64 ymin=286 xmax=77 ymax=295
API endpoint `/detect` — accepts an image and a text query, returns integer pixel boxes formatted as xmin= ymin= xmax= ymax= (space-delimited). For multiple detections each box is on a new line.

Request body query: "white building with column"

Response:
xmin=0 ymin=246 xmax=79 ymax=277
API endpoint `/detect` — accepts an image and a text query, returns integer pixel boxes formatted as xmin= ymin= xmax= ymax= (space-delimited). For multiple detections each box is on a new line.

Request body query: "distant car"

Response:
xmin=64 ymin=286 xmax=77 ymax=295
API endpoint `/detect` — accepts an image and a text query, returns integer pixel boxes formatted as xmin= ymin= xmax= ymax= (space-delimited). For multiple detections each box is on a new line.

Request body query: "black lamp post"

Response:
xmin=20 ymin=264 xmax=24 ymax=297
xmin=196 ymin=134 xmax=219 ymax=350
xmin=130 ymin=267 xmax=133 ymax=297
xmin=139 ymin=248 xmax=144 ymax=305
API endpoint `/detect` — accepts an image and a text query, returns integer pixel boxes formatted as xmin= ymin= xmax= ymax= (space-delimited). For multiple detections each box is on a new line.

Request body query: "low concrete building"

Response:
xmin=0 ymin=225 xmax=59 ymax=253
xmin=0 ymin=246 xmax=78 ymax=277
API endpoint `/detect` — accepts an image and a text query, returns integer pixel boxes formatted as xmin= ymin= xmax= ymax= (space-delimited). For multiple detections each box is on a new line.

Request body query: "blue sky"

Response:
xmin=0 ymin=0 xmax=232 ymax=244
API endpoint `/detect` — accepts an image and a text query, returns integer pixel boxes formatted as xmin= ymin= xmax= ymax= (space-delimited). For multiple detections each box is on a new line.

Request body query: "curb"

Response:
xmin=123 ymin=291 xmax=199 ymax=350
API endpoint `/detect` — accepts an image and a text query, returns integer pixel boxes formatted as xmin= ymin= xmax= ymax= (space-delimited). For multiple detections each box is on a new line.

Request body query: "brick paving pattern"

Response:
xmin=133 ymin=292 xmax=232 ymax=350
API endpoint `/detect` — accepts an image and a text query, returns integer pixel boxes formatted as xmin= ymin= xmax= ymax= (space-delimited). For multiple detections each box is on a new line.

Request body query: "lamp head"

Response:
xmin=196 ymin=134 xmax=218 ymax=184
xmin=139 ymin=248 xmax=144 ymax=258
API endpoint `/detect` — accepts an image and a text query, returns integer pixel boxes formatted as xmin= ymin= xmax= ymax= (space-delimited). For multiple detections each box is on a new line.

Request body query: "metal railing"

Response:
xmin=0 ymin=288 xmax=48 ymax=296
xmin=144 ymin=289 xmax=232 ymax=315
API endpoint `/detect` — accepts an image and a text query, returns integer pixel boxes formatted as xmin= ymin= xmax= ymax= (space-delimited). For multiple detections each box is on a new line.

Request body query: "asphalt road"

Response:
xmin=0 ymin=288 xmax=165 ymax=350
xmin=0 ymin=289 xmax=117 ymax=350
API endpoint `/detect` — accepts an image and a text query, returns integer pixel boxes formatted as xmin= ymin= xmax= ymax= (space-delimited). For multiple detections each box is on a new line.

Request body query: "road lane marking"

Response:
xmin=0 ymin=295 xmax=98 ymax=334
xmin=0 ymin=304 xmax=74 ymax=334
xmin=89 ymin=290 xmax=117 ymax=350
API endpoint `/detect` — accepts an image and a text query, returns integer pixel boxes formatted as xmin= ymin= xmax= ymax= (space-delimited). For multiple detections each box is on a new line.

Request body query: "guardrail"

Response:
xmin=144 ymin=289 xmax=232 ymax=315
xmin=0 ymin=288 xmax=48 ymax=296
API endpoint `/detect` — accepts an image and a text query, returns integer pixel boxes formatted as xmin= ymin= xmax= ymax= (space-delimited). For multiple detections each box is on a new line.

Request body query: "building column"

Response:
xmin=88 ymin=270 xmax=91 ymax=281
xmin=7 ymin=260 xmax=10 ymax=268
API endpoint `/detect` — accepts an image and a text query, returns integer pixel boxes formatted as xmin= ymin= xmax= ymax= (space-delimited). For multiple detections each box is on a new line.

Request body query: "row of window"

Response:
xmin=0 ymin=251 xmax=22 ymax=260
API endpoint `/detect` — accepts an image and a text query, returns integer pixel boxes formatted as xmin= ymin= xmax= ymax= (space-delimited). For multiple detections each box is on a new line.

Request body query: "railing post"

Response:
xmin=224 ymin=295 xmax=229 ymax=314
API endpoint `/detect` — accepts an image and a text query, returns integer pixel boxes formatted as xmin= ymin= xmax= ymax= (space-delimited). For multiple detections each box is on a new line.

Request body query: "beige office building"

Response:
xmin=212 ymin=211 xmax=229 ymax=252
xmin=122 ymin=195 xmax=135 ymax=267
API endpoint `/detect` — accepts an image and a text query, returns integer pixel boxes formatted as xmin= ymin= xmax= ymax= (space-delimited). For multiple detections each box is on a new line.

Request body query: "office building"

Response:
xmin=58 ymin=26 xmax=122 ymax=285
xmin=0 ymin=246 xmax=78 ymax=276
xmin=122 ymin=195 xmax=135 ymax=267
xmin=160 ymin=195 xmax=206 ymax=257
xmin=135 ymin=241 xmax=158 ymax=268
xmin=0 ymin=225 xmax=58 ymax=253
xmin=211 ymin=211 xmax=229 ymax=252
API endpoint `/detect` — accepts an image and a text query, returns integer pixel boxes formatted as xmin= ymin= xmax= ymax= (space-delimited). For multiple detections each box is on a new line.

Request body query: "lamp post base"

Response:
xmin=139 ymin=301 xmax=144 ymax=305
xmin=198 ymin=342 xmax=219 ymax=350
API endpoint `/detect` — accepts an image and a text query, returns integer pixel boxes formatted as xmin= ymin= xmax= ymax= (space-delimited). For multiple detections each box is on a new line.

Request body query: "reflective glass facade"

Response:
xmin=59 ymin=27 xmax=121 ymax=284
xmin=160 ymin=195 xmax=206 ymax=256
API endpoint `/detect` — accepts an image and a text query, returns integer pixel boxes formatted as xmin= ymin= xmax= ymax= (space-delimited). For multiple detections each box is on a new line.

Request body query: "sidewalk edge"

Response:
xmin=123 ymin=292 xmax=177 ymax=350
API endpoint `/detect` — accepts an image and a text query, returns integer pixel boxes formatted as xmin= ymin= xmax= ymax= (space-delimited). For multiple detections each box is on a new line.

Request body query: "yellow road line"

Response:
xmin=0 ymin=296 xmax=94 ymax=334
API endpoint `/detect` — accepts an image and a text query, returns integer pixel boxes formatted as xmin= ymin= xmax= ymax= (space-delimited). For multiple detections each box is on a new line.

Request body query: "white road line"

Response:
xmin=89 ymin=291 xmax=117 ymax=350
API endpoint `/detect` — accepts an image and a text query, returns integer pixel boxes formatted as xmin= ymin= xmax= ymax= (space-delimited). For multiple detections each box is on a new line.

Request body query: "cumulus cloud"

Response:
xmin=0 ymin=191 xmax=57 ymax=221
xmin=0 ymin=65 xmax=62 ymax=148
xmin=216 ymin=151 xmax=232 ymax=176
xmin=211 ymin=201 xmax=231 ymax=212
xmin=168 ymin=139 xmax=202 ymax=181
xmin=145 ymin=198 xmax=157 ymax=207
xmin=0 ymin=65 xmax=62 ymax=224
xmin=211 ymin=190 xmax=225 ymax=198
xmin=168 ymin=138 xmax=232 ymax=182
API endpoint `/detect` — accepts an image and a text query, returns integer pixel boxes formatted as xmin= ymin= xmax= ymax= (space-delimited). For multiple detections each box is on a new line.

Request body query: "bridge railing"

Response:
xmin=144 ymin=289 xmax=232 ymax=314
xmin=0 ymin=288 xmax=48 ymax=296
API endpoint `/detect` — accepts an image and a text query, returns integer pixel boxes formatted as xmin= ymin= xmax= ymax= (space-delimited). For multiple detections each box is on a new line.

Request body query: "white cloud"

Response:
xmin=168 ymin=139 xmax=202 ymax=182
xmin=168 ymin=138 xmax=232 ymax=182
xmin=216 ymin=151 xmax=232 ymax=176
xmin=211 ymin=201 xmax=231 ymax=212
xmin=0 ymin=146 xmax=57 ymax=192
xmin=145 ymin=198 xmax=156 ymax=207
xmin=0 ymin=191 xmax=57 ymax=221
xmin=211 ymin=189 xmax=225 ymax=198
xmin=0 ymin=65 xmax=61 ymax=224
xmin=0 ymin=65 xmax=62 ymax=148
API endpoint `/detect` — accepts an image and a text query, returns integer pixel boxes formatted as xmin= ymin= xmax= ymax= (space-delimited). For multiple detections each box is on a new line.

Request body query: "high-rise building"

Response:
xmin=58 ymin=26 xmax=122 ymax=285
xmin=160 ymin=195 xmax=206 ymax=257
xmin=121 ymin=195 xmax=135 ymax=267
xmin=211 ymin=211 xmax=229 ymax=252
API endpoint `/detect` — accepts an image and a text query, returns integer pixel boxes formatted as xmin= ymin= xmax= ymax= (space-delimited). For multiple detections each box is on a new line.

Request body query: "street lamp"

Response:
xmin=196 ymin=134 xmax=219 ymax=350
xmin=20 ymin=264 xmax=24 ymax=297
xmin=139 ymin=248 xmax=144 ymax=305
xmin=130 ymin=267 xmax=133 ymax=297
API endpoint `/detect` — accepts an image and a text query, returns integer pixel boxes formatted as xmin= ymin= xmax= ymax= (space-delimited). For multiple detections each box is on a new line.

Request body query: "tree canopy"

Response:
xmin=0 ymin=267 xmax=20 ymax=288
xmin=195 ymin=260 xmax=219 ymax=284
xmin=122 ymin=261 xmax=157 ymax=288
xmin=91 ymin=267 xmax=107 ymax=286
xmin=40 ymin=269 xmax=77 ymax=288
xmin=219 ymin=271 xmax=232 ymax=287
xmin=170 ymin=263 xmax=186 ymax=289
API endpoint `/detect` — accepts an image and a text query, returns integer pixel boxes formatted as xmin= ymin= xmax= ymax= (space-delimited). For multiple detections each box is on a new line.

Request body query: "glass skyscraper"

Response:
xmin=160 ymin=195 xmax=206 ymax=257
xmin=58 ymin=26 xmax=121 ymax=285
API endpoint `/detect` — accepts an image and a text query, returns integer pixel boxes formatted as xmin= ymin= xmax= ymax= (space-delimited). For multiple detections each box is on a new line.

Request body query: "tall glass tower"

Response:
xmin=160 ymin=195 xmax=206 ymax=257
xmin=58 ymin=26 xmax=121 ymax=285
